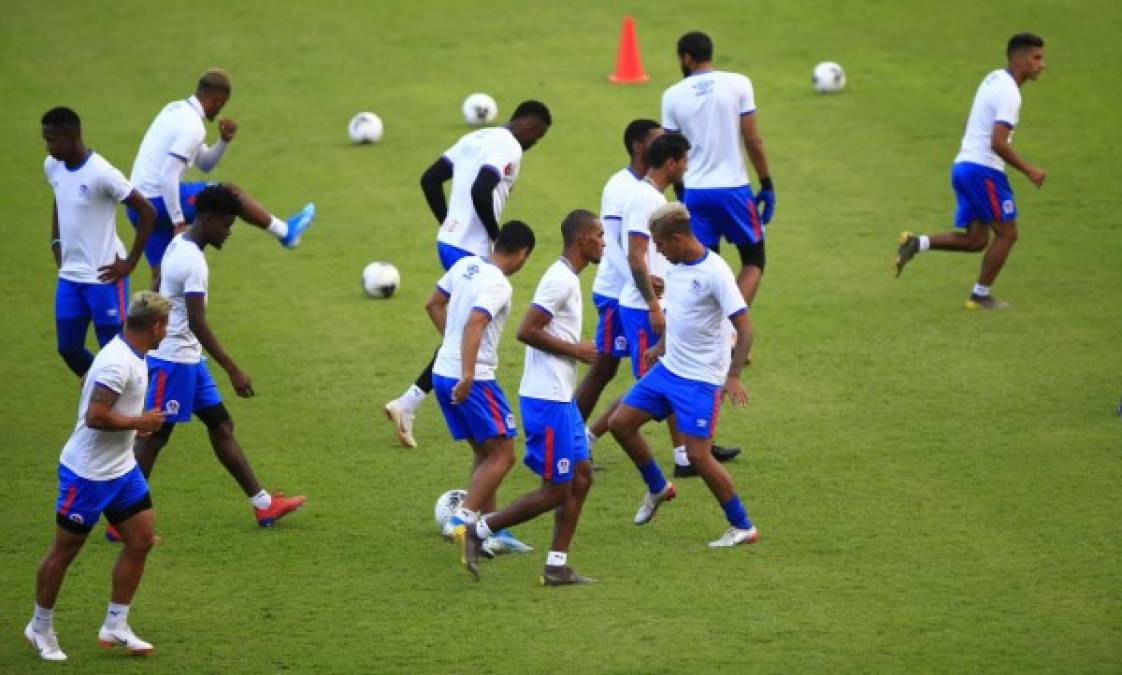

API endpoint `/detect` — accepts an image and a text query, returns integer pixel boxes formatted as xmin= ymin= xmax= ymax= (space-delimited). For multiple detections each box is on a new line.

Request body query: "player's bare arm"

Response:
xmin=420 ymin=157 xmax=453 ymax=224
xmin=642 ymin=333 xmax=666 ymax=371
xmin=185 ymin=294 xmax=254 ymax=398
xmin=50 ymin=200 xmax=60 ymax=268
xmin=724 ymin=311 xmax=751 ymax=406
xmin=86 ymin=384 xmax=165 ymax=432
xmin=740 ymin=113 xmax=770 ymax=180
xmin=452 ymin=310 xmax=490 ymax=403
xmin=99 ymin=191 xmax=155 ymax=283
xmin=991 ymin=122 xmax=1045 ymax=187
xmin=627 ymin=232 xmax=664 ymax=334
xmin=424 ymin=287 xmax=450 ymax=334
xmin=516 ymin=305 xmax=597 ymax=364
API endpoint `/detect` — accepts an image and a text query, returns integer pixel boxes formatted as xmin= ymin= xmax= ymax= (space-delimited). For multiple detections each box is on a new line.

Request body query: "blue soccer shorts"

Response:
xmin=593 ymin=293 xmax=629 ymax=359
xmin=55 ymin=464 xmax=150 ymax=534
xmin=520 ymin=396 xmax=589 ymax=484
xmin=437 ymin=242 xmax=475 ymax=272
xmin=622 ymin=362 xmax=723 ymax=440
xmin=432 ymin=375 xmax=518 ymax=442
xmin=145 ymin=356 xmax=223 ymax=423
xmin=683 ymin=185 xmax=763 ymax=248
xmin=951 ymin=162 xmax=1017 ymax=228
xmin=618 ymin=306 xmax=661 ymax=379
xmin=55 ymin=277 xmax=128 ymax=326
xmin=126 ymin=181 xmax=208 ymax=267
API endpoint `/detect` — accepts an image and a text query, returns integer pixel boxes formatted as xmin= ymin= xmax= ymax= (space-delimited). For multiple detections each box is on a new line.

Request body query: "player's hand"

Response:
xmin=642 ymin=346 xmax=662 ymax=371
xmin=722 ymin=375 xmax=749 ymax=407
xmin=230 ymin=369 xmax=255 ymax=398
xmin=573 ymin=341 xmax=599 ymax=365
xmin=451 ymin=376 xmax=474 ymax=404
xmin=651 ymin=276 xmax=665 ymax=298
xmin=648 ymin=305 xmax=666 ymax=336
xmin=754 ymin=187 xmax=775 ymax=225
xmin=218 ymin=118 xmax=238 ymax=142
xmin=1027 ymin=166 xmax=1046 ymax=188
xmin=97 ymin=257 xmax=134 ymax=283
xmin=136 ymin=408 xmax=166 ymax=435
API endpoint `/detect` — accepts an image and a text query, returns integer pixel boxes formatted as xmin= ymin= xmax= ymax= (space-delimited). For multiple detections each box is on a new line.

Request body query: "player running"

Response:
xmin=459 ymin=210 xmax=603 ymax=584
xmin=608 ymin=203 xmax=758 ymax=547
xmin=894 ymin=33 xmax=1047 ymax=309
xmin=26 ymin=291 xmax=169 ymax=662
xmin=384 ymin=101 xmax=552 ymax=449
xmin=129 ymin=185 xmax=305 ymax=535
xmin=662 ymin=31 xmax=774 ymax=360
xmin=42 ymin=106 xmax=156 ymax=377
xmin=127 ymin=68 xmax=315 ymax=287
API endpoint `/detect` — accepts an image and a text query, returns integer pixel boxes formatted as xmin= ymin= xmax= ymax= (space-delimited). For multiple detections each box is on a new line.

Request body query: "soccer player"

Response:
xmin=608 ymin=203 xmax=758 ymax=547
xmin=894 ymin=33 xmax=1047 ymax=309
xmin=383 ymin=101 xmax=552 ymax=449
xmin=662 ymin=31 xmax=774 ymax=357
xmin=459 ymin=210 xmax=603 ymax=584
xmin=127 ymin=68 xmax=315 ymax=287
xmin=421 ymin=222 xmax=536 ymax=569
xmin=42 ymin=106 xmax=157 ymax=377
xmin=26 ymin=291 xmax=170 ymax=661
xmin=129 ymin=185 xmax=305 ymax=533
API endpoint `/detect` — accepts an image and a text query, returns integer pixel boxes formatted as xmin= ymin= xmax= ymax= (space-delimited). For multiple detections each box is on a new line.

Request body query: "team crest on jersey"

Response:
xmin=78 ymin=184 xmax=89 ymax=198
xmin=690 ymin=279 xmax=703 ymax=295
xmin=505 ymin=413 xmax=516 ymax=430
xmin=557 ymin=458 xmax=571 ymax=475
xmin=463 ymin=263 xmax=480 ymax=280
xmin=68 ymin=513 xmax=84 ymax=524
xmin=165 ymin=400 xmax=181 ymax=415
xmin=614 ymin=335 xmax=628 ymax=351
xmin=691 ymin=79 xmax=715 ymax=96
xmin=1002 ymin=200 xmax=1015 ymax=215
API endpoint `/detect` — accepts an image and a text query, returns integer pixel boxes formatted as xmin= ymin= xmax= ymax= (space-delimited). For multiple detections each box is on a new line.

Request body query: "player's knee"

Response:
xmin=573 ymin=464 xmax=593 ymax=496
xmin=966 ymin=233 xmax=989 ymax=252
xmin=997 ymin=222 xmax=1019 ymax=243
xmin=125 ymin=531 xmax=157 ymax=555
xmin=607 ymin=412 xmax=628 ymax=439
xmin=50 ymin=539 xmax=84 ymax=564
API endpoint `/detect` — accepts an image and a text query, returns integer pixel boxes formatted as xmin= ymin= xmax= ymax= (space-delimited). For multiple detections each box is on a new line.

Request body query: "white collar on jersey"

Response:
xmin=186 ymin=95 xmax=205 ymax=118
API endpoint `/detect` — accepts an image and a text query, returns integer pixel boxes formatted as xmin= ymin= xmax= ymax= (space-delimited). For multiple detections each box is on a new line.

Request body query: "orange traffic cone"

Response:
xmin=608 ymin=16 xmax=650 ymax=84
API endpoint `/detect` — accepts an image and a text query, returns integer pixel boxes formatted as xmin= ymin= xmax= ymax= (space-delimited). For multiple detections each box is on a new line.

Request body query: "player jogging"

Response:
xmin=26 ymin=291 xmax=170 ymax=662
xmin=459 ymin=210 xmax=603 ymax=584
xmin=608 ymin=203 xmax=758 ymax=547
xmin=129 ymin=185 xmax=305 ymax=535
xmin=127 ymin=68 xmax=315 ymax=288
xmin=42 ymin=107 xmax=156 ymax=377
xmin=384 ymin=101 xmax=552 ymax=449
xmin=894 ymin=33 xmax=1046 ymax=310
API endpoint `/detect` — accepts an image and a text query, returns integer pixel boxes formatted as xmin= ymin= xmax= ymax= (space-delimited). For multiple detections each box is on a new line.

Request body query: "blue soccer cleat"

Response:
xmin=281 ymin=203 xmax=315 ymax=248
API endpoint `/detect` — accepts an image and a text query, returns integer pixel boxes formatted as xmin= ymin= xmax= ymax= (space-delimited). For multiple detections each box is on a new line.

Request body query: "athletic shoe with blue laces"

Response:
xmin=281 ymin=203 xmax=315 ymax=248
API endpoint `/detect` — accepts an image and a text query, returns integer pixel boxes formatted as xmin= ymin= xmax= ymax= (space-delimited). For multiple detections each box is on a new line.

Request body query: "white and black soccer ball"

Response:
xmin=348 ymin=112 xmax=384 ymax=143
xmin=812 ymin=61 xmax=846 ymax=93
xmin=461 ymin=93 xmax=498 ymax=126
xmin=361 ymin=261 xmax=400 ymax=299
xmin=434 ymin=489 xmax=467 ymax=537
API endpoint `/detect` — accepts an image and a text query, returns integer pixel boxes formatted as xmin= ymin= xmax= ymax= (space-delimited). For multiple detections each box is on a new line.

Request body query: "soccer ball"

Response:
xmin=348 ymin=112 xmax=384 ymax=143
xmin=812 ymin=62 xmax=846 ymax=93
xmin=461 ymin=93 xmax=498 ymax=126
xmin=434 ymin=489 xmax=467 ymax=537
xmin=361 ymin=262 xmax=400 ymax=299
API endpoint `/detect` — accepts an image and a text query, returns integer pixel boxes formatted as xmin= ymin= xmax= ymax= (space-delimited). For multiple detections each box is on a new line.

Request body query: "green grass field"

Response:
xmin=2 ymin=1 xmax=1120 ymax=672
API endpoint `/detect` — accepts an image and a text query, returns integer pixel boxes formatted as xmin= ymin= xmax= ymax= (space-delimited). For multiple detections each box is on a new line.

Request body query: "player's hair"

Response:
xmin=510 ymin=100 xmax=552 ymax=126
xmin=194 ymin=184 xmax=241 ymax=217
xmin=494 ymin=220 xmax=536 ymax=254
xmin=561 ymin=209 xmax=598 ymax=247
xmin=623 ymin=119 xmax=661 ymax=156
xmin=649 ymin=202 xmax=693 ymax=238
xmin=646 ymin=132 xmax=690 ymax=168
xmin=677 ymin=31 xmax=713 ymax=62
xmin=41 ymin=106 xmax=81 ymax=131
xmin=1006 ymin=33 xmax=1044 ymax=58
xmin=126 ymin=291 xmax=171 ymax=329
xmin=197 ymin=67 xmax=232 ymax=94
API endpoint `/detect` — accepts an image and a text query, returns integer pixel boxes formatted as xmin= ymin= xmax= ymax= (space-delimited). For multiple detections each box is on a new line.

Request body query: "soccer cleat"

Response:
xmin=98 ymin=624 xmax=153 ymax=654
xmin=280 ymin=203 xmax=315 ymax=248
xmin=24 ymin=623 xmax=67 ymax=661
xmin=382 ymin=400 xmax=417 ymax=448
xmin=673 ymin=463 xmax=698 ymax=478
xmin=105 ymin=523 xmax=122 ymax=543
xmin=894 ymin=231 xmax=920 ymax=277
xmin=712 ymin=445 xmax=741 ymax=462
xmin=254 ymin=491 xmax=307 ymax=527
xmin=707 ymin=526 xmax=760 ymax=548
xmin=541 ymin=565 xmax=596 ymax=586
xmin=633 ymin=483 xmax=676 ymax=525
xmin=964 ymin=295 xmax=1011 ymax=311
xmin=454 ymin=523 xmax=483 ymax=581
xmin=485 ymin=529 xmax=533 ymax=555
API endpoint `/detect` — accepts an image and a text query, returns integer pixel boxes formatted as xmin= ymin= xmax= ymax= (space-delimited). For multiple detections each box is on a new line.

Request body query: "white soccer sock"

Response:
xmin=400 ymin=384 xmax=427 ymax=413
xmin=104 ymin=602 xmax=129 ymax=630
xmin=32 ymin=604 xmax=53 ymax=633
xmin=250 ymin=490 xmax=272 ymax=510
xmin=972 ymin=283 xmax=991 ymax=298
xmin=585 ymin=426 xmax=598 ymax=447
xmin=673 ymin=445 xmax=689 ymax=467
xmin=546 ymin=551 xmax=567 ymax=567
xmin=918 ymin=235 xmax=931 ymax=251
xmin=266 ymin=216 xmax=288 ymax=240
xmin=452 ymin=506 xmax=479 ymax=525
xmin=475 ymin=519 xmax=493 ymax=540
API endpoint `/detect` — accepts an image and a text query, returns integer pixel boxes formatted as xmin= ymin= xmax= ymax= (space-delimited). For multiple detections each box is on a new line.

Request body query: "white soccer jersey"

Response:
xmin=519 ymin=258 xmax=583 ymax=402
xmin=433 ymin=256 xmax=513 ymax=381
xmin=618 ymin=180 xmax=670 ymax=311
xmin=437 ymin=127 xmax=523 ymax=257
xmin=46 ymin=152 xmax=132 ymax=284
xmin=955 ymin=69 xmax=1022 ymax=171
xmin=130 ymin=96 xmax=207 ymax=194
xmin=661 ymin=250 xmax=747 ymax=386
xmin=59 ymin=335 xmax=147 ymax=480
xmin=591 ymin=167 xmax=642 ymax=299
xmin=150 ymin=234 xmax=208 ymax=364
xmin=661 ymin=70 xmax=756 ymax=189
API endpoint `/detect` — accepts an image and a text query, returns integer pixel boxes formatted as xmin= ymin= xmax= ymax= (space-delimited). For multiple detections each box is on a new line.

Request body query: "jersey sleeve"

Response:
xmin=530 ymin=268 xmax=566 ymax=317
xmin=473 ymin=275 xmax=512 ymax=320
xmin=436 ymin=266 xmax=455 ymax=295
xmin=625 ymin=192 xmax=659 ymax=239
xmin=660 ymin=89 xmax=679 ymax=132
xmin=93 ymin=359 xmax=128 ymax=394
xmin=714 ymin=263 xmax=748 ymax=318
xmin=43 ymin=156 xmax=54 ymax=182
xmin=182 ymin=256 xmax=208 ymax=296
xmin=739 ymin=74 xmax=757 ymax=115
xmin=994 ymin=83 xmax=1021 ymax=128
xmin=480 ymin=134 xmax=520 ymax=176
xmin=167 ymin=120 xmax=205 ymax=165
xmin=99 ymin=162 xmax=134 ymax=203
xmin=442 ymin=136 xmax=465 ymax=165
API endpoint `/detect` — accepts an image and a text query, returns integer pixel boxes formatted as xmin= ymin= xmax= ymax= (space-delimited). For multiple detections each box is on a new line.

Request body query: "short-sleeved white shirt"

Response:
xmin=661 ymin=70 xmax=756 ymax=189
xmin=46 ymin=152 xmax=132 ymax=284
xmin=955 ymin=69 xmax=1022 ymax=171
xmin=130 ymin=96 xmax=207 ymax=197
xmin=437 ymin=127 xmax=523 ymax=257
xmin=519 ymin=258 xmax=583 ymax=402
xmin=660 ymin=250 xmax=747 ymax=386
xmin=59 ymin=336 xmax=148 ymax=480
xmin=591 ymin=168 xmax=642 ymax=299
xmin=433 ymin=256 xmax=513 ymax=381
xmin=618 ymin=180 xmax=670 ymax=310
xmin=150 ymin=234 xmax=208 ymax=364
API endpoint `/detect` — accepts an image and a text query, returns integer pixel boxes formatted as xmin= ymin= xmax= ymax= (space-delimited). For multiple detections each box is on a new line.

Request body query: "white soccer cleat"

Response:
xmin=98 ymin=624 xmax=153 ymax=655
xmin=633 ymin=483 xmax=676 ymax=525
xmin=383 ymin=400 xmax=417 ymax=448
xmin=24 ymin=622 xmax=67 ymax=661
xmin=707 ymin=526 xmax=760 ymax=548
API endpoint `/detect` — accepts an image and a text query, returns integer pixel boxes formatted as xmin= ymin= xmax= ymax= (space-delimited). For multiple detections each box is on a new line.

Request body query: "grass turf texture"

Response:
xmin=2 ymin=1 xmax=1120 ymax=672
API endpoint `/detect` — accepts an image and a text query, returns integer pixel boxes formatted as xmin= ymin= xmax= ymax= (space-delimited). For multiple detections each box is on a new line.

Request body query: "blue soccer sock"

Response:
xmin=637 ymin=459 xmax=667 ymax=495
xmin=56 ymin=317 xmax=94 ymax=377
xmin=721 ymin=495 xmax=753 ymax=530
